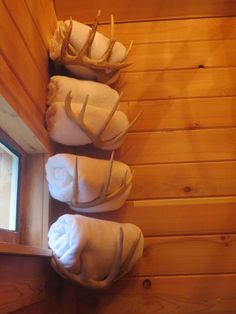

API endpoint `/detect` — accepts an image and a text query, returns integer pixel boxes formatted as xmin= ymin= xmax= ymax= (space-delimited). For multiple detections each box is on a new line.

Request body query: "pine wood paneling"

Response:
xmin=54 ymin=0 xmax=236 ymax=23
xmin=125 ymin=39 xmax=236 ymax=72
xmin=118 ymin=128 xmax=236 ymax=165
xmin=98 ymin=17 xmax=236 ymax=44
xmin=75 ymin=197 xmax=236 ymax=237
xmin=129 ymin=161 xmax=236 ymax=200
xmin=131 ymin=234 xmax=236 ymax=276
xmin=116 ymin=68 xmax=236 ymax=101
xmin=3 ymin=0 xmax=48 ymax=82
xmin=76 ymin=275 xmax=236 ymax=314
xmin=0 ymin=1 xmax=46 ymax=116
xmin=0 ymin=255 xmax=50 ymax=314
xmin=0 ymin=0 xmax=56 ymax=154
xmin=119 ymin=97 xmax=236 ymax=132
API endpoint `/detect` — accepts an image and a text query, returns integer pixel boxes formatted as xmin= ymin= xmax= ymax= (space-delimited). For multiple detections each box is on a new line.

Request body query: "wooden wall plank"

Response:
xmin=54 ymin=0 xmax=236 ymax=23
xmin=118 ymin=128 xmax=236 ymax=165
xmin=24 ymin=0 xmax=57 ymax=49
xmin=3 ymin=0 xmax=48 ymax=83
xmin=98 ymin=17 xmax=236 ymax=44
xmin=116 ymin=68 xmax=236 ymax=101
xmin=0 ymin=255 xmax=50 ymax=314
xmin=131 ymin=234 xmax=236 ymax=276
xmin=0 ymin=1 xmax=46 ymax=116
xmin=129 ymin=161 xmax=236 ymax=200
xmin=119 ymin=97 xmax=236 ymax=132
xmin=53 ymin=197 xmax=236 ymax=237
xmin=125 ymin=39 xmax=236 ymax=72
xmin=76 ymin=275 xmax=236 ymax=314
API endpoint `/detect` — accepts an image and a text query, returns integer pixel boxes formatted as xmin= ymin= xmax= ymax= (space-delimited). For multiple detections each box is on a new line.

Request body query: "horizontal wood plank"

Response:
xmin=129 ymin=161 xmax=236 ymax=200
xmin=78 ymin=197 xmax=236 ymax=237
xmin=116 ymin=68 xmax=236 ymax=101
xmin=125 ymin=39 xmax=236 ymax=72
xmin=117 ymin=128 xmax=236 ymax=165
xmin=55 ymin=0 xmax=236 ymax=23
xmin=98 ymin=17 xmax=236 ymax=44
xmin=131 ymin=234 xmax=236 ymax=276
xmin=77 ymin=274 xmax=236 ymax=314
xmin=119 ymin=97 xmax=236 ymax=132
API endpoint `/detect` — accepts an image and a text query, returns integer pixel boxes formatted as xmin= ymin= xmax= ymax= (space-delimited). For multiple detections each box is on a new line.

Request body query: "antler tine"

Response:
xmin=79 ymin=9 xmax=101 ymax=58
xmin=79 ymin=95 xmax=89 ymax=121
xmin=71 ymin=155 xmax=79 ymax=207
xmin=100 ymin=151 xmax=115 ymax=199
xmin=64 ymin=92 xmax=98 ymax=144
xmin=60 ymin=18 xmax=73 ymax=62
xmin=95 ymin=93 xmax=122 ymax=140
xmin=96 ymin=14 xmax=116 ymax=63
xmin=124 ymin=41 xmax=133 ymax=60
xmin=98 ymin=111 xmax=142 ymax=147
xmin=116 ymin=231 xmax=142 ymax=281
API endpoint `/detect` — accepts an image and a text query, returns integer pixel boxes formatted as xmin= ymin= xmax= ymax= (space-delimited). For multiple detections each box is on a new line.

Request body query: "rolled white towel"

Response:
xmin=46 ymin=76 xmax=131 ymax=150
xmin=48 ymin=214 xmax=144 ymax=289
xmin=45 ymin=153 xmax=132 ymax=213
xmin=47 ymin=76 xmax=119 ymax=108
xmin=49 ymin=13 xmax=131 ymax=84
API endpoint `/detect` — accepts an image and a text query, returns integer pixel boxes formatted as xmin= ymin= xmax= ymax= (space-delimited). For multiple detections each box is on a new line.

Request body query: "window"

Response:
xmin=0 ymin=129 xmax=25 ymax=243
xmin=0 ymin=141 xmax=20 ymax=231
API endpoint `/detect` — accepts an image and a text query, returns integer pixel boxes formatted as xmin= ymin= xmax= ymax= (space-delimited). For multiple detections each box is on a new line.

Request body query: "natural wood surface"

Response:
xmin=125 ymin=39 xmax=236 ymax=72
xmin=118 ymin=128 xmax=236 ymax=165
xmin=0 ymin=242 xmax=51 ymax=257
xmin=119 ymin=97 xmax=236 ymax=132
xmin=116 ymin=68 xmax=236 ymax=101
xmin=129 ymin=161 xmax=236 ymax=200
xmin=20 ymin=154 xmax=50 ymax=248
xmin=98 ymin=17 xmax=236 ymax=44
xmin=0 ymin=0 xmax=56 ymax=154
xmin=0 ymin=255 xmax=50 ymax=314
xmin=73 ymin=197 xmax=236 ymax=237
xmin=76 ymin=274 xmax=236 ymax=314
xmin=130 ymin=234 xmax=236 ymax=276
xmin=54 ymin=0 xmax=236 ymax=23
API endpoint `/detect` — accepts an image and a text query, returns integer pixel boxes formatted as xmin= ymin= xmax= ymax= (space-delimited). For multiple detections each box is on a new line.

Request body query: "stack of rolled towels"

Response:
xmin=46 ymin=12 xmax=144 ymax=289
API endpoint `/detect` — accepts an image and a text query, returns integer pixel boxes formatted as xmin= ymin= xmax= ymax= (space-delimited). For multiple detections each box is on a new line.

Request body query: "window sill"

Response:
xmin=0 ymin=242 xmax=52 ymax=257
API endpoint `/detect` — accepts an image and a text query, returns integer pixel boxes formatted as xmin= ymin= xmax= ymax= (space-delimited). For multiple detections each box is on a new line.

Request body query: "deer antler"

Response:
xmin=64 ymin=91 xmax=142 ymax=149
xmin=51 ymin=227 xmax=141 ymax=289
xmin=58 ymin=11 xmax=133 ymax=71
xmin=69 ymin=152 xmax=133 ymax=209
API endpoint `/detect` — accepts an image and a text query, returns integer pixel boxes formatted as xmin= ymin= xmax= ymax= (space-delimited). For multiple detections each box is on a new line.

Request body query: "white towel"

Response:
xmin=48 ymin=214 xmax=144 ymax=288
xmin=49 ymin=19 xmax=127 ymax=83
xmin=46 ymin=76 xmax=129 ymax=150
xmin=45 ymin=153 xmax=132 ymax=213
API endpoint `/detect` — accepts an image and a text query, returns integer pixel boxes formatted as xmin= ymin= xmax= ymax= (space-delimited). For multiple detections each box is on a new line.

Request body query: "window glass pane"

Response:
xmin=0 ymin=142 xmax=19 ymax=231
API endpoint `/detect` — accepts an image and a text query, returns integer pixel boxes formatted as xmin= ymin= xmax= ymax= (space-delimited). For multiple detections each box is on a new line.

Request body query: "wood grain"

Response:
xmin=76 ymin=274 xmax=236 ymax=314
xmin=0 ymin=255 xmax=50 ymax=314
xmin=131 ymin=234 xmax=236 ymax=276
xmin=98 ymin=17 xmax=236 ymax=44
xmin=129 ymin=161 xmax=236 ymax=200
xmin=125 ymin=39 xmax=236 ymax=72
xmin=54 ymin=0 xmax=236 ymax=23
xmin=119 ymin=97 xmax=236 ymax=132
xmin=0 ymin=1 xmax=46 ymax=116
xmin=73 ymin=197 xmax=236 ymax=237
xmin=116 ymin=68 xmax=236 ymax=101
xmin=20 ymin=154 xmax=50 ymax=248
xmin=3 ymin=0 xmax=48 ymax=82
xmin=118 ymin=128 xmax=236 ymax=165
